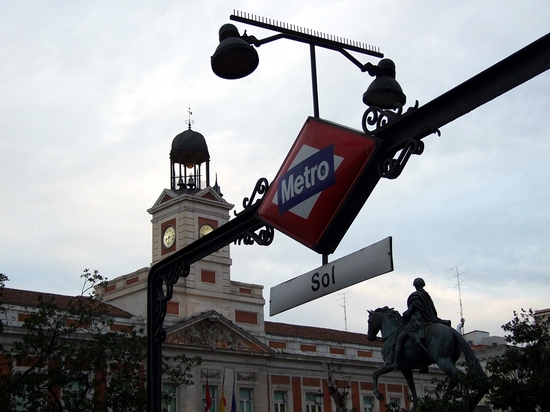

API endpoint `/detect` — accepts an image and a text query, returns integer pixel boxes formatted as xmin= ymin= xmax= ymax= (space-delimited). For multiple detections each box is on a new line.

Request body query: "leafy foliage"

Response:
xmin=0 ymin=269 xmax=201 ymax=412
xmin=383 ymin=366 xmax=491 ymax=412
xmin=486 ymin=308 xmax=550 ymax=411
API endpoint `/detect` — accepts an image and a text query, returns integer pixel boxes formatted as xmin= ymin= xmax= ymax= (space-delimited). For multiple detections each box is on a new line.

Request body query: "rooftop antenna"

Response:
xmin=337 ymin=292 xmax=350 ymax=331
xmin=450 ymin=263 xmax=468 ymax=335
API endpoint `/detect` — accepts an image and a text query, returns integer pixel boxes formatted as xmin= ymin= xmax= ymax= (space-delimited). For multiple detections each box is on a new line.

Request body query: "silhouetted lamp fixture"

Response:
xmin=211 ymin=24 xmax=259 ymax=79
xmin=314 ymin=389 xmax=324 ymax=406
xmin=362 ymin=58 xmax=406 ymax=109
xmin=211 ymin=20 xmax=406 ymax=112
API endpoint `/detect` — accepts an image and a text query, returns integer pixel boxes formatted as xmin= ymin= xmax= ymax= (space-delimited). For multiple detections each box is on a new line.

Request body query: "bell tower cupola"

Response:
xmin=170 ymin=111 xmax=210 ymax=192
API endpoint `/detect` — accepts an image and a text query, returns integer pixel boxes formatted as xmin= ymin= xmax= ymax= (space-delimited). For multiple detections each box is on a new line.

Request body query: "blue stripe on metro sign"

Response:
xmin=277 ymin=144 xmax=336 ymax=215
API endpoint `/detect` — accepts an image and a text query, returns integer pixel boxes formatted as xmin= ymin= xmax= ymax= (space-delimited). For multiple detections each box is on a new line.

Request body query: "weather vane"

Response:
xmin=185 ymin=107 xmax=194 ymax=129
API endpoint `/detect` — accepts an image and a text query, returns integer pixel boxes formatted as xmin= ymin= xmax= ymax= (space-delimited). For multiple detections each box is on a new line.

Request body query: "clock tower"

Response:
xmin=146 ymin=122 xmax=238 ymax=314
xmin=100 ymin=119 xmax=265 ymax=336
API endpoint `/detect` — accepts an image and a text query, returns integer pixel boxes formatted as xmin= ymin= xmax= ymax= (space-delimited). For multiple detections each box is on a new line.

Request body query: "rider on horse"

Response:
xmin=392 ymin=278 xmax=451 ymax=370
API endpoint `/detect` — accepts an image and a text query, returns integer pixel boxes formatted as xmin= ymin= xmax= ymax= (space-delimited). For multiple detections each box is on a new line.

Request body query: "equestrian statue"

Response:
xmin=367 ymin=278 xmax=487 ymax=411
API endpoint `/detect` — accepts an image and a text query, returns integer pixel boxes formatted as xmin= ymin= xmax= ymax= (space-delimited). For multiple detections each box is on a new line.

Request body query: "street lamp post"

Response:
xmin=314 ymin=389 xmax=325 ymax=410
xmin=146 ymin=12 xmax=550 ymax=409
xmin=211 ymin=11 xmax=410 ymax=264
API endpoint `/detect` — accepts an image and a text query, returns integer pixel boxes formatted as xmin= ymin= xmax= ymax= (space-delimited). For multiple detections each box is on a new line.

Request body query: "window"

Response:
xmin=362 ymin=395 xmax=374 ymax=412
xmin=239 ymin=388 xmax=253 ymax=412
xmin=274 ymin=390 xmax=286 ymax=412
xmin=203 ymin=385 xmax=217 ymax=412
xmin=305 ymin=392 xmax=321 ymax=412
xmin=163 ymin=383 xmax=176 ymax=412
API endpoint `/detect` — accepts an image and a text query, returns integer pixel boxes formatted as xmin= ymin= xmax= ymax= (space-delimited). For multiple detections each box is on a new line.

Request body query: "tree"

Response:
xmin=323 ymin=363 xmax=353 ymax=412
xmin=0 ymin=269 xmax=201 ymax=412
xmin=382 ymin=366 xmax=491 ymax=412
xmin=486 ymin=308 xmax=550 ymax=411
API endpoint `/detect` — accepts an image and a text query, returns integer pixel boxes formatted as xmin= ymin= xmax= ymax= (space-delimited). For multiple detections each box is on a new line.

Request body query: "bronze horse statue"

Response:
xmin=367 ymin=307 xmax=486 ymax=411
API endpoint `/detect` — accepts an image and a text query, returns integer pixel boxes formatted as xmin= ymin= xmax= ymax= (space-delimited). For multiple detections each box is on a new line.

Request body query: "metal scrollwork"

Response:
xmin=362 ymin=100 xmax=420 ymax=134
xmin=378 ymin=138 xmax=425 ymax=180
xmin=235 ymin=224 xmax=274 ymax=246
xmin=151 ymin=259 xmax=190 ymax=344
xmin=235 ymin=178 xmax=270 ymax=216
xmin=377 ymin=122 xmax=441 ymax=180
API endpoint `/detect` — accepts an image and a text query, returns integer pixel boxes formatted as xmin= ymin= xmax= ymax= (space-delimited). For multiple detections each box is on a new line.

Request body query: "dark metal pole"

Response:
xmin=310 ymin=44 xmax=320 ymax=118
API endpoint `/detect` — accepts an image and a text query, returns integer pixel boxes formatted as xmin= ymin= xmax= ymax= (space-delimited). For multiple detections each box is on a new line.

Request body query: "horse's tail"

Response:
xmin=452 ymin=328 xmax=490 ymax=411
xmin=451 ymin=328 xmax=485 ymax=377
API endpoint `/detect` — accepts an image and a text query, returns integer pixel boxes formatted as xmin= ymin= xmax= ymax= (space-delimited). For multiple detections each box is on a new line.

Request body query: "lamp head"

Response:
xmin=211 ymin=23 xmax=259 ymax=79
xmin=314 ymin=389 xmax=324 ymax=405
xmin=363 ymin=58 xmax=406 ymax=109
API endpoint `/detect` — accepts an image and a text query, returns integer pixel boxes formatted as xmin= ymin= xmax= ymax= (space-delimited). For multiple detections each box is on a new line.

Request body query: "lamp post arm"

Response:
xmin=243 ymin=32 xmax=381 ymax=74
xmin=242 ymin=31 xmax=380 ymax=117
xmin=231 ymin=11 xmax=384 ymax=118
xmin=338 ymin=48 xmax=379 ymax=75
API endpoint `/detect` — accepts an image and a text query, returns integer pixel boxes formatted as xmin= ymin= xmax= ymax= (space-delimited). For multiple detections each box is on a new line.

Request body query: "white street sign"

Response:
xmin=269 ymin=237 xmax=393 ymax=316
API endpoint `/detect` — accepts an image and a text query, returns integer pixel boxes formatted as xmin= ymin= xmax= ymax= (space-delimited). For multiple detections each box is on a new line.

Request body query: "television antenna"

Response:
xmin=337 ymin=292 xmax=350 ymax=331
xmin=450 ymin=263 xmax=468 ymax=334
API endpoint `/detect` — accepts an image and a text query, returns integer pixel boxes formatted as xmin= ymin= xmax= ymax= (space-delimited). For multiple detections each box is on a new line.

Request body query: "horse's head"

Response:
xmin=367 ymin=307 xmax=401 ymax=340
xmin=366 ymin=309 xmax=381 ymax=341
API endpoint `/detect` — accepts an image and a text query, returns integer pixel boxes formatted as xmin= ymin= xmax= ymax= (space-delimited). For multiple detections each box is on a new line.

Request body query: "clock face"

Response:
xmin=162 ymin=226 xmax=176 ymax=249
xmin=199 ymin=223 xmax=214 ymax=238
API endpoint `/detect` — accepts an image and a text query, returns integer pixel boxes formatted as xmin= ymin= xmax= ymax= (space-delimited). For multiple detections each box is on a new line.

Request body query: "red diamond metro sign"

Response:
xmin=258 ymin=117 xmax=383 ymax=254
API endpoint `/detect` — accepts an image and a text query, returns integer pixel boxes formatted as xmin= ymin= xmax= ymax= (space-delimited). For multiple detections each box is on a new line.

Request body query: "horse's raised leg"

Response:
xmin=372 ymin=363 xmax=394 ymax=401
xmin=401 ymin=369 xmax=417 ymax=412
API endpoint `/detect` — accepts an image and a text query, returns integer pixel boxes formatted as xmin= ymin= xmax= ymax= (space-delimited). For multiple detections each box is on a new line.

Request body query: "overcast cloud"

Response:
xmin=1 ymin=0 xmax=549 ymax=337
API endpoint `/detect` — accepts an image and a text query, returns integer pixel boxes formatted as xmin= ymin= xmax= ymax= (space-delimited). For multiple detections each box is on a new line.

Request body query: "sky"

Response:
xmin=1 ymin=1 xmax=549 ymax=338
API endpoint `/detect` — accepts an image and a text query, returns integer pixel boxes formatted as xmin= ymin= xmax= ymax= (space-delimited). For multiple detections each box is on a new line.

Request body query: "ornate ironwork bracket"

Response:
xmin=234 ymin=178 xmax=274 ymax=246
xmin=150 ymin=260 xmax=189 ymax=345
xmin=361 ymin=101 xmax=442 ymax=180
xmin=378 ymin=138 xmax=425 ymax=180
xmin=235 ymin=224 xmax=275 ymax=246
xmin=362 ymin=100 xmax=419 ymax=134
xmin=235 ymin=177 xmax=270 ymax=215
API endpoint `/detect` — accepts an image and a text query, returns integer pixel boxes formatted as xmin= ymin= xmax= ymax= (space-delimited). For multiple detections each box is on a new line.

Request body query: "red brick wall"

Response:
xmin=300 ymin=344 xmax=316 ymax=352
xmin=125 ymin=276 xmax=139 ymax=286
xmin=166 ymin=301 xmax=179 ymax=315
xmin=235 ymin=310 xmax=258 ymax=324
xmin=271 ymin=375 xmax=290 ymax=385
xmin=201 ymin=270 xmax=216 ymax=284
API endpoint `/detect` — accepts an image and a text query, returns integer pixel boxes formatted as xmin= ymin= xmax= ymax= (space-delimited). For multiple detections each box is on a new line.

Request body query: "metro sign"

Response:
xmin=258 ymin=117 xmax=382 ymax=254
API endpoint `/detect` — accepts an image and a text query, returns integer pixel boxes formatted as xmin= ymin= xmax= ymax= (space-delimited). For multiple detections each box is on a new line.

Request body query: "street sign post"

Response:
xmin=269 ymin=237 xmax=393 ymax=316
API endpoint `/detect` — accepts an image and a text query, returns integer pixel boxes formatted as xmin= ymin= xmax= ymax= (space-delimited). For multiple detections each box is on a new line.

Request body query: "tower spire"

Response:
xmin=170 ymin=109 xmax=210 ymax=191
xmin=185 ymin=107 xmax=194 ymax=130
